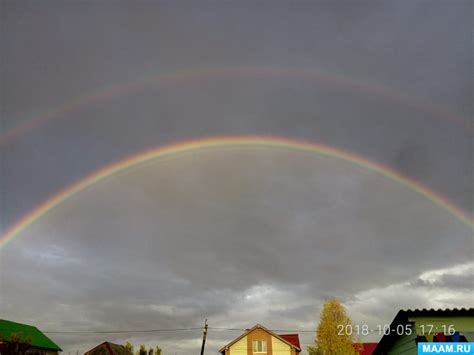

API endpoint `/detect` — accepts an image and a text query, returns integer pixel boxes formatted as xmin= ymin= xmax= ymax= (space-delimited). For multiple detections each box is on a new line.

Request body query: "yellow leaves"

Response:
xmin=308 ymin=299 xmax=360 ymax=355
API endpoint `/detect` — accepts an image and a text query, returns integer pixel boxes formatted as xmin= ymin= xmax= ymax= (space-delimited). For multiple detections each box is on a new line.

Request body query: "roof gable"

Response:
xmin=219 ymin=324 xmax=301 ymax=353
xmin=0 ymin=319 xmax=62 ymax=351
xmin=85 ymin=341 xmax=131 ymax=355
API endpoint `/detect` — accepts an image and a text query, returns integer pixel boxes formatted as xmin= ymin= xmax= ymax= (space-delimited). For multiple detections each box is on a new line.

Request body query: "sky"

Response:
xmin=0 ymin=1 xmax=473 ymax=354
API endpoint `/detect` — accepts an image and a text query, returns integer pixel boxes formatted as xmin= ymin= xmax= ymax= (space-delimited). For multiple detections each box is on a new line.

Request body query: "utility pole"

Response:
xmin=200 ymin=319 xmax=208 ymax=355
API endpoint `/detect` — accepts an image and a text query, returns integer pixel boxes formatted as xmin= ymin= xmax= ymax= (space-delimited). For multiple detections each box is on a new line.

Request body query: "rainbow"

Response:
xmin=1 ymin=135 xmax=472 ymax=250
xmin=0 ymin=66 xmax=469 ymax=146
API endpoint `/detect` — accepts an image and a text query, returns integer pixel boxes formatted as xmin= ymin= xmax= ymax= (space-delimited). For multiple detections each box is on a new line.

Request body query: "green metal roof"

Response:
xmin=0 ymin=319 xmax=62 ymax=351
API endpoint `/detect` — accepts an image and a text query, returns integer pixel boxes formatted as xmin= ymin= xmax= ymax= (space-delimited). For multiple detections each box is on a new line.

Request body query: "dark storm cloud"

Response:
xmin=1 ymin=1 xmax=472 ymax=354
xmin=1 ymin=0 xmax=472 ymax=228
xmin=7 ymin=149 xmax=471 ymax=288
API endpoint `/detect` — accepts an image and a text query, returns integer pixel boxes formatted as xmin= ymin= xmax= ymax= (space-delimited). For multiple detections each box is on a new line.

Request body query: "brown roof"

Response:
xmin=279 ymin=334 xmax=300 ymax=348
xmin=218 ymin=324 xmax=301 ymax=353
xmin=84 ymin=341 xmax=132 ymax=355
xmin=357 ymin=343 xmax=378 ymax=355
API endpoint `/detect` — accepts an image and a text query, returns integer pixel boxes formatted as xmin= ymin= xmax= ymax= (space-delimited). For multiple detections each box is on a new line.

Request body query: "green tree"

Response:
xmin=307 ymin=299 xmax=362 ymax=355
xmin=124 ymin=341 xmax=134 ymax=355
xmin=137 ymin=344 xmax=147 ymax=355
xmin=0 ymin=332 xmax=32 ymax=355
xmin=124 ymin=342 xmax=161 ymax=355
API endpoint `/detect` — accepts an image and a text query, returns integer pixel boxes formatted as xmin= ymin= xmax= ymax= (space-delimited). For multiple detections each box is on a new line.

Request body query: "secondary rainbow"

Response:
xmin=1 ymin=66 xmax=469 ymax=146
xmin=1 ymin=135 xmax=472 ymax=250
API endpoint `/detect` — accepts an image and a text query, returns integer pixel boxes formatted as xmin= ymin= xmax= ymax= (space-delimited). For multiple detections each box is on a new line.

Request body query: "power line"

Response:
xmin=208 ymin=327 xmax=315 ymax=333
xmin=42 ymin=327 xmax=202 ymax=334
xmin=39 ymin=326 xmax=360 ymax=335
xmin=29 ymin=324 xmax=391 ymax=336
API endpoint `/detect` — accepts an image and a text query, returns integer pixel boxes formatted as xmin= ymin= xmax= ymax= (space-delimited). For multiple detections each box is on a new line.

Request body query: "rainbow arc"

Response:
xmin=1 ymin=135 xmax=472 ymax=250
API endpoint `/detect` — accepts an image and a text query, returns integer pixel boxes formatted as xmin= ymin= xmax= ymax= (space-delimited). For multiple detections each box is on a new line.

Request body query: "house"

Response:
xmin=218 ymin=324 xmax=301 ymax=355
xmin=84 ymin=341 xmax=132 ymax=355
xmin=356 ymin=343 xmax=378 ymax=355
xmin=373 ymin=308 xmax=474 ymax=355
xmin=0 ymin=319 xmax=62 ymax=355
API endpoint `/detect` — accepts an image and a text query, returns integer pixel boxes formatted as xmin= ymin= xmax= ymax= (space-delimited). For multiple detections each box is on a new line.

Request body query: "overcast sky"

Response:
xmin=1 ymin=1 xmax=472 ymax=354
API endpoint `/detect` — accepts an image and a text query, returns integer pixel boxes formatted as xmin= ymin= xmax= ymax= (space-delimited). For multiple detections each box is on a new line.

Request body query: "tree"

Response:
xmin=137 ymin=344 xmax=147 ymax=355
xmin=0 ymin=332 xmax=32 ymax=355
xmin=124 ymin=341 xmax=134 ymax=355
xmin=123 ymin=342 xmax=161 ymax=355
xmin=307 ymin=299 xmax=362 ymax=355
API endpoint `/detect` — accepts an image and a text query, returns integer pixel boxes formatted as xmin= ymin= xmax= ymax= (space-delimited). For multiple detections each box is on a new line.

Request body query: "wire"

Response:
xmin=42 ymin=327 xmax=203 ymax=334
xmin=37 ymin=326 xmax=375 ymax=335
xmin=209 ymin=327 xmax=315 ymax=333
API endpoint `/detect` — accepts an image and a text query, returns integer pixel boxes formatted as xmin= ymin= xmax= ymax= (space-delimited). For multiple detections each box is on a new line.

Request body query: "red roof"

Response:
xmin=357 ymin=343 xmax=377 ymax=355
xmin=278 ymin=334 xmax=301 ymax=349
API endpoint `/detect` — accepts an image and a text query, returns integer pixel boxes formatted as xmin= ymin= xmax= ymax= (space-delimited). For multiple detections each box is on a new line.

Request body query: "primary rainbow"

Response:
xmin=0 ymin=135 xmax=472 ymax=250
xmin=0 ymin=66 xmax=469 ymax=146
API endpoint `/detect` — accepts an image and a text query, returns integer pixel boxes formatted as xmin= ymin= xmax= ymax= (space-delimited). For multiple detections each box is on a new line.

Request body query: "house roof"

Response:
xmin=85 ymin=341 xmax=132 ymax=355
xmin=374 ymin=308 xmax=474 ymax=354
xmin=0 ymin=319 xmax=62 ymax=351
xmin=218 ymin=324 xmax=301 ymax=353
xmin=357 ymin=343 xmax=377 ymax=355
xmin=397 ymin=308 xmax=474 ymax=317
xmin=279 ymin=334 xmax=300 ymax=349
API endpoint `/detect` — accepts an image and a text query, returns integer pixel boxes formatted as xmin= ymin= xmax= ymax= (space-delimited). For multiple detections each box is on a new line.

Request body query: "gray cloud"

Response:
xmin=1 ymin=0 xmax=472 ymax=228
xmin=2 ymin=149 xmax=472 ymax=353
xmin=347 ymin=263 xmax=474 ymax=336
xmin=1 ymin=1 xmax=472 ymax=354
xmin=409 ymin=265 xmax=474 ymax=291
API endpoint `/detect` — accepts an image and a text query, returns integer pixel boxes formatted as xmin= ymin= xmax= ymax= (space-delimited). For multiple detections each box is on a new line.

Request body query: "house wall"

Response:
xmin=386 ymin=316 xmax=474 ymax=355
xmin=410 ymin=316 xmax=474 ymax=338
xmin=227 ymin=328 xmax=295 ymax=355
xmin=229 ymin=335 xmax=247 ymax=355
xmin=271 ymin=335 xmax=292 ymax=355
xmin=387 ymin=333 xmax=418 ymax=355
xmin=246 ymin=328 xmax=273 ymax=355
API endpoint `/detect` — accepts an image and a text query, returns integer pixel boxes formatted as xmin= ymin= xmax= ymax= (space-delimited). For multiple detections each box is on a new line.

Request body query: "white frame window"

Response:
xmin=252 ymin=340 xmax=267 ymax=353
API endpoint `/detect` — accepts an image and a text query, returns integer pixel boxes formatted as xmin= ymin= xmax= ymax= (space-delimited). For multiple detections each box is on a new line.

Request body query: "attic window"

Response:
xmin=253 ymin=340 xmax=267 ymax=353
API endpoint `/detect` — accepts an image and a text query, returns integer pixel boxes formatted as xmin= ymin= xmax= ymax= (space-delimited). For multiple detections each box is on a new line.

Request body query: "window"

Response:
xmin=252 ymin=340 xmax=267 ymax=353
